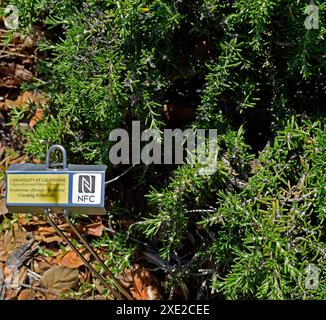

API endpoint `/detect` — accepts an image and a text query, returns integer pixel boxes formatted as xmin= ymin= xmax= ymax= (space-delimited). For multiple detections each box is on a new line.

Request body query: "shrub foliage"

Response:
xmin=10 ymin=0 xmax=325 ymax=299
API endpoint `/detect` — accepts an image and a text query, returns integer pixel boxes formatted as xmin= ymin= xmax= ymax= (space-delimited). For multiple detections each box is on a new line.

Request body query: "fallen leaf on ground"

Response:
xmin=18 ymin=289 xmax=35 ymax=300
xmin=44 ymin=292 xmax=58 ymax=300
xmin=29 ymin=107 xmax=45 ymax=128
xmin=36 ymin=234 xmax=63 ymax=244
xmin=3 ymin=265 xmax=27 ymax=288
xmin=6 ymin=155 xmax=26 ymax=165
xmin=3 ymin=266 xmax=28 ymax=300
xmin=19 ymin=215 xmax=43 ymax=226
xmin=0 ymin=238 xmax=8 ymax=262
xmin=6 ymin=238 xmax=34 ymax=268
xmin=34 ymin=226 xmax=63 ymax=244
xmin=0 ymin=91 xmax=46 ymax=111
xmin=83 ymin=222 xmax=104 ymax=237
xmin=40 ymin=266 xmax=79 ymax=291
xmin=33 ymin=256 xmax=56 ymax=274
xmin=93 ymin=279 xmax=106 ymax=295
xmin=132 ymin=267 xmax=161 ymax=300
xmin=56 ymin=251 xmax=89 ymax=268
xmin=121 ymin=264 xmax=162 ymax=300
xmin=4 ymin=288 xmax=20 ymax=300
xmin=4 ymin=227 xmax=28 ymax=252
xmin=79 ymin=266 xmax=90 ymax=283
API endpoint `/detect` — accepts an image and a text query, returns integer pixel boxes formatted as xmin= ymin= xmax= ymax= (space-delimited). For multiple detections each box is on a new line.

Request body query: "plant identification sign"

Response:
xmin=6 ymin=163 xmax=106 ymax=215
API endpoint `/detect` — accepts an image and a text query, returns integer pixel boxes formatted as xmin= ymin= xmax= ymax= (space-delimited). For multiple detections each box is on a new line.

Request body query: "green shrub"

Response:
xmin=203 ymin=118 xmax=325 ymax=299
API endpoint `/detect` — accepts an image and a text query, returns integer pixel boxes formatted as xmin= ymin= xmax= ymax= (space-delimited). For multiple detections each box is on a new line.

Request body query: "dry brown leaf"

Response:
xmin=56 ymin=251 xmax=88 ymax=269
xmin=122 ymin=265 xmax=162 ymax=300
xmin=15 ymin=65 xmax=34 ymax=82
xmin=40 ymin=266 xmax=79 ymax=291
xmin=29 ymin=107 xmax=45 ymax=128
xmin=44 ymin=292 xmax=58 ymax=300
xmin=131 ymin=267 xmax=152 ymax=300
xmin=40 ymin=224 xmax=70 ymax=232
xmin=0 ymin=238 xmax=8 ymax=262
xmin=7 ymin=155 xmax=26 ymax=165
xmin=83 ymin=222 xmax=104 ymax=237
xmin=31 ymin=158 xmax=42 ymax=164
xmin=3 ymin=266 xmax=28 ymax=300
xmin=36 ymin=292 xmax=47 ymax=300
xmin=3 ymin=265 xmax=27 ymax=286
xmin=38 ymin=226 xmax=57 ymax=233
xmin=4 ymin=227 xmax=28 ymax=252
xmin=34 ymin=226 xmax=63 ymax=244
xmin=18 ymin=289 xmax=35 ymax=300
xmin=93 ymin=278 xmax=106 ymax=295
xmin=19 ymin=215 xmax=46 ymax=226
xmin=0 ymin=91 xmax=47 ymax=111
xmin=4 ymin=288 xmax=20 ymax=300
xmin=146 ymin=286 xmax=161 ymax=300
xmin=33 ymin=256 xmax=56 ymax=274
xmin=35 ymin=234 xmax=63 ymax=244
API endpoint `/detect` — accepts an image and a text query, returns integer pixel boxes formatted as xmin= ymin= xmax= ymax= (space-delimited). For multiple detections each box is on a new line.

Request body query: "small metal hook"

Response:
xmin=46 ymin=145 xmax=68 ymax=170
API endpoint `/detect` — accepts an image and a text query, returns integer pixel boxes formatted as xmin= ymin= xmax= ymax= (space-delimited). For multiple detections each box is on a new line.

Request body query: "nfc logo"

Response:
xmin=72 ymin=173 xmax=102 ymax=205
xmin=78 ymin=175 xmax=96 ymax=193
